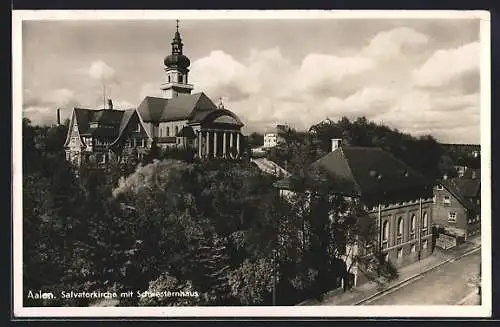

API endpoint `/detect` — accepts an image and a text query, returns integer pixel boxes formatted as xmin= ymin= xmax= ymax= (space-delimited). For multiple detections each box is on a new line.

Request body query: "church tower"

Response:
xmin=161 ymin=20 xmax=194 ymax=99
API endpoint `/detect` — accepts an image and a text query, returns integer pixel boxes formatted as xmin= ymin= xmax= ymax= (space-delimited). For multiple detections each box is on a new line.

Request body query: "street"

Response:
xmin=364 ymin=248 xmax=480 ymax=305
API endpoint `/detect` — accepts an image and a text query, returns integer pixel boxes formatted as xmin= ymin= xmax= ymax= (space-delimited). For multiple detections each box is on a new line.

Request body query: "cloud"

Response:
xmin=88 ymin=60 xmax=116 ymax=81
xmin=295 ymin=54 xmax=376 ymax=96
xmin=22 ymin=24 xmax=480 ymax=143
xmin=413 ymin=42 xmax=480 ymax=88
xmin=139 ymin=82 xmax=161 ymax=100
xmin=373 ymin=90 xmax=479 ymax=143
xmin=23 ymin=88 xmax=80 ymax=125
xmin=363 ymin=27 xmax=429 ymax=59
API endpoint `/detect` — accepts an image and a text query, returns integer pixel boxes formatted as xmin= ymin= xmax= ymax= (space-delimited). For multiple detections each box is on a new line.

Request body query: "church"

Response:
xmin=64 ymin=21 xmax=246 ymax=166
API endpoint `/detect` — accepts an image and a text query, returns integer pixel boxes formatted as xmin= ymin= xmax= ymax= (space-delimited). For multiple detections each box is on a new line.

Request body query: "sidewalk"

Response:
xmin=299 ymin=239 xmax=481 ymax=306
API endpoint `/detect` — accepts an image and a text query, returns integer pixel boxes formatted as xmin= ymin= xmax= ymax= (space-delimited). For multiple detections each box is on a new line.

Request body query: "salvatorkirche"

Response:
xmin=64 ymin=21 xmax=246 ymax=167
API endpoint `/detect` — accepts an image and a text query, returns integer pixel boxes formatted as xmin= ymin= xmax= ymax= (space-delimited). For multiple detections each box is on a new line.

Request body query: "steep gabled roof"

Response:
xmin=312 ymin=146 xmax=431 ymax=197
xmin=450 ymin=178 xmax=481 ymax=198
xmin=137 ymin=92 xmax=218 ymax=123
xmin=69 ymin=107 xmax=147 ymax=147
xmin=441 ymin=178 xmax=479 ymax=213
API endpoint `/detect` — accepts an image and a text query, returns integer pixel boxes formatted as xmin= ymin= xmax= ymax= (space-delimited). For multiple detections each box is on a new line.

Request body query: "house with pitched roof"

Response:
xmin=275 ymin=142 xmax=435 ymax=287
xmin=64 ymin=21 xmax=246 ymax=166
xmin=64 ymin=99 xmax=152 ymax=167
xmin=433 ymin=176 xmax=481 ymax=242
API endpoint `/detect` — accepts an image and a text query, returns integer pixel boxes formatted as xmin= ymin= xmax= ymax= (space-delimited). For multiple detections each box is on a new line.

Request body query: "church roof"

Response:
xmin=137 ymin=92 xmax=218 ymax=123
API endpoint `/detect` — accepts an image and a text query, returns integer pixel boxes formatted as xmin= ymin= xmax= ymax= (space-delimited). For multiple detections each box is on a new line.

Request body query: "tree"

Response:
xmin=248 ymin=132 xmax=264 ymax=147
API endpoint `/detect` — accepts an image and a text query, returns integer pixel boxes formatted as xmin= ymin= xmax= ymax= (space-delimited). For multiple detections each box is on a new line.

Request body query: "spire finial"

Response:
xmin=176 ymin=19 xmax=179 ymax=32
xmin=218 ymin=96 xmax=224 ymax=109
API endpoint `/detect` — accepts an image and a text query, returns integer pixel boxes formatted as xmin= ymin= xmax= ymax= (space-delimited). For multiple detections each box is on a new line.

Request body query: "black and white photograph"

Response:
xmin=12 ymin=10 xmax=491 ymax=318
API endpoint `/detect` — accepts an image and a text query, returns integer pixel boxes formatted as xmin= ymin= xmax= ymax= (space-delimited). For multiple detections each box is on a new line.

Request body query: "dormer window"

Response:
xmin=135 ymin=124 xmax=141 ymax=132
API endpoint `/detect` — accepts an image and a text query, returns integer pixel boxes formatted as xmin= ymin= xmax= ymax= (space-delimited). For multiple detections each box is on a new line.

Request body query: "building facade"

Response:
xmin=64 ymin=101 xmax=151 ymax=167
xmin=263 ymin=124 xmax=289 ymax=148
xmin=275 ymin=144 xmax=434 ymax=287
xmin=433 ymin=177 xmax=480 ymax=242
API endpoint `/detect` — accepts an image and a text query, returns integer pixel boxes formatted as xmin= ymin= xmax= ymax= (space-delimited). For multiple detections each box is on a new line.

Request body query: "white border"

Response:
xmin=12 ymin=10 xmax=492 ymax=319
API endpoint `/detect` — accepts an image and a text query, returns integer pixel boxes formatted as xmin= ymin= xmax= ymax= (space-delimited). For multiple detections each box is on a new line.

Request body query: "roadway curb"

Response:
xmin=354 ymin=245 xmax=481 ymax=305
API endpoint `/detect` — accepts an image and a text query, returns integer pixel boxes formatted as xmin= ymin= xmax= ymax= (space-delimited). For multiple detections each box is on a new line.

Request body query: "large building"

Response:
xmin=263 ymin=124 xmax=289 ymax=148
xmin=65 ymin=22 xmax=246 ymax=166
xmin=275 ymin=143 xmax=434 ymax=287
xmin=64 ymin=100 xmax=151 ymax=167
xmin=137 ymin=23 xmax=245 ymax=159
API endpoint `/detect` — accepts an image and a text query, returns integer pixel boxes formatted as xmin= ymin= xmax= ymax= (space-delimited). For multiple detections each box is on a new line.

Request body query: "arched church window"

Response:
xmin=422 ymin=212 xmax=428 ymax=229
xmin=178 ymin=74 xmax=183 ymax=83
xmin=397 ymin=217 xmax=404 ymax=236
xmin=411 ymin=214 xmax=416 ymax=232
xmin=382 ymin=220 xmax=389 ymax=241
xmin=167 ymin=75 xmax=171 ymax=83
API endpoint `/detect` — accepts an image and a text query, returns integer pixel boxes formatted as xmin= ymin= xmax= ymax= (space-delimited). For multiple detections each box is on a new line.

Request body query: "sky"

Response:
xmin=21 ymin=16 xmax=482 ymax=144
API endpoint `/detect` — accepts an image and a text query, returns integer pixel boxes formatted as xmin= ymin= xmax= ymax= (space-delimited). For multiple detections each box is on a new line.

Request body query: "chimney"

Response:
xmin=331 ymin=138 xmax=342 ymax=152
xmin=107 ymin=98 xmax=113 ymax=110
xmin=57 ymin=108 xmax=61 ymax=125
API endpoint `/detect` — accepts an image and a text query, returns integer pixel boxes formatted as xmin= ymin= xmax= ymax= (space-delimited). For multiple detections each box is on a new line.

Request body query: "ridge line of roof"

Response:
xmin=440 ymin=179 xmax=478 ymax=213
xmin=339 ymin=147 xmax=363 ymax=196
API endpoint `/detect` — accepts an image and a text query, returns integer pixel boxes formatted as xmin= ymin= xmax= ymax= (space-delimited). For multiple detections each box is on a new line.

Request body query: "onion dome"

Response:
xmin=164 ymin=20 xmax=190 ymax=69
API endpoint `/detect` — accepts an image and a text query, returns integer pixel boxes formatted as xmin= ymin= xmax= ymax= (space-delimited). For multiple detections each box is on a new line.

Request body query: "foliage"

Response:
xmin=247 ymin=132 xmax=264 ymax=147
xmin=309 ymin=116 xmax=444 ymax=179
xmin=23 ymin=117 xmax=398 ymax=307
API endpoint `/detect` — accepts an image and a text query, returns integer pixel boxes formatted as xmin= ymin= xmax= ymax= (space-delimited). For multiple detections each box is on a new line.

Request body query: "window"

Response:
xmin=410 ymin=214 xmax=416 ymax=237
xmin=443 ymin=196 xmax=451 ymax=206
xmin=178 ymin=75 xmax=183 ymax=83
xmin=141 ymin=139 xmax=145 ymax=147
xmin=382 ymin=220 xmax=389 ymax=241
xmin=432 ymin=195 xmax=436 ymax=203
xmin=448 ymin=212 xmax=457 ymax=223
xmin=160 ymin=128 xmax=163 ymax=137
xmin=411 ymin=244 xmax=416 ymax=253
xmin=397 ymin=217 xmax=404 ymax=237
xmin=436 ymin=185 xmax=443 ymax=191
xmin=422 ymin=212 xmax=428 ymax=229
xmin=422 ymin=240 xmax=428 ymax=249
xmin=476 ymin=214 xmax=480 ymax=222
xmin=397 ymin=248 xmax=403 ymax=259
xmin=135 ymin=124 xmax=141 ymax=132
xmin=166 ymin=127 xmax=170 ymax=136
xmin=167 ymin=75 xmax=171 ymax=83
xmin=175 ymin=126 xmax=179 ymax=135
